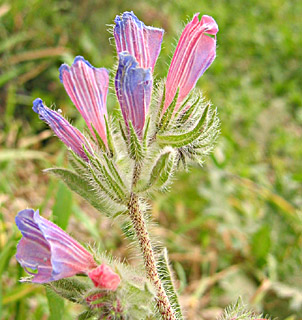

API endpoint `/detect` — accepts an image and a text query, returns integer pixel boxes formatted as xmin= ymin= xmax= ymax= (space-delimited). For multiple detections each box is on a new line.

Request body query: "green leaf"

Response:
xmin=129 ymin=121 xmax=143 ymax=162
xmin=46 ymin=287 xmax=65 ymax=320
xmin=178 ymin=95 xmax=201 ymax=124
xmin=158 ymin=88 xmax=179 ymax=131
xmin=52 ymin=181 xmax=73 ymax=230
xmin=45 ymin=168 xmax=106 ymax=213
xmin=105 ymin=116 xmax=115 ymax=157
xmin=155 ymin=85 xmax=166 ymax=127
xmin=157 ymin=105 xmax=210 ymax=148
xmin=91 ymin=124 xmax=107 ymax=153
xmin=158 ymin=248 xmax=183 ymax=320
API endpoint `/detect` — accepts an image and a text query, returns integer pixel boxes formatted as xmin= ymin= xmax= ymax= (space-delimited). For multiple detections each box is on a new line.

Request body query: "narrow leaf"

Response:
xmin=129 ymin=121 xmax=143 ymax=162
xmin=45 ymin=168 xmax=106 ymax=213
xmin=158 ymin=248 xmax=183 ymax=319
xmin=158 ymin=88 xmax=179 ymax=131
xmin=157 ymin=105 xmax=210 ymax=148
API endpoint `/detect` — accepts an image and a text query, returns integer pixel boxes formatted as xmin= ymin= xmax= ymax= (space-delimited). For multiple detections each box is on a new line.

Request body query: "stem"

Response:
xmin=128 ymin=192 xmax=176 ymax=320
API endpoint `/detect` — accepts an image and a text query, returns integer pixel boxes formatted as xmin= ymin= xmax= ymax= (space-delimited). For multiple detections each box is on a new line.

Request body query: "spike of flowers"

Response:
xmin=163 ymin=14 xmax=218 ymax=113
xmin=59 ymin=56 xmax=109 ymax=145
xmin=15 ymin=209 xmax=98 ymax=283
xmin=114 ymin=11 xmax=164 ymax=71
xmin=115 ymin=52 xmax=152 ymax=138
xmin=88 ymin=264 xmax=121 ymax=291
xmin=32 ymin=98 xmax=92 ymax=160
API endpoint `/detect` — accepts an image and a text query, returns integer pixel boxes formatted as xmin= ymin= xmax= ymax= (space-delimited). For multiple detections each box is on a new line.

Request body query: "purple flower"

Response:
xmin=164 ymin=14 xmax=218 ymax=113
xmin=59 ymin=56 xmax=109 ymax=146
xmin=114 ymin=11 xmax=164 ymax=71
xmin=15 ymin=209 xmax=97 ymax=283
xmin=115 ymin=52 xmax=152 ymax=138
xmin=33 ymin=98 xmax=92 ymax=160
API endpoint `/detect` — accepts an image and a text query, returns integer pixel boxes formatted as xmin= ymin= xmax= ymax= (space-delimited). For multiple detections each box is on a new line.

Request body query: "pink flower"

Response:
xmin=15 ymin=209 xmax=97 ymax=283
xmin=164 ymin=14 xmax=218 ymax=113
xmin=88 ymin=264 xmax=121 ymax=291
xmin=59 ymin=56 xmax=109 ymax=145
xmin=33 ymin=99 xmax=92 ymax=160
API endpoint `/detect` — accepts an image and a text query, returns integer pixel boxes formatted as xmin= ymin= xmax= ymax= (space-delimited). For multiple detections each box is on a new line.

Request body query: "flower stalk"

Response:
xmin=128 ymin=192 xmax=176 ymax=320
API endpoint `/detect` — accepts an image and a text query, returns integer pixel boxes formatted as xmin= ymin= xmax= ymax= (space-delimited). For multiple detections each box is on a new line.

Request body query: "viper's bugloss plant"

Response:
xmin=15 ymin=11 xmax=223 ymax=320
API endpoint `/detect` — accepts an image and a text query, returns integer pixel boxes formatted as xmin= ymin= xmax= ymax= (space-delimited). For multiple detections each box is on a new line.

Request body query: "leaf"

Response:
xmin=157 ymin=105 xmax=210 ymax=148
xmin=129 ymin=121 xmax=144 ymax=162
xmin=157 ymin=248 xmax=184 ymax=320
xmin=46 ymin=287 xmax=65 ymax=320
xmin=158 ymin=88 xmax=179 ymax=131
xmin=45 ymin=168 xmax=106 ymax=213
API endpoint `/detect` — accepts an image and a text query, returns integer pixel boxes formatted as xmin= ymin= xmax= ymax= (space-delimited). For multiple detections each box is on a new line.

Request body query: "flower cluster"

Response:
xmin=32 ymin=11 xmax=218 ymax=158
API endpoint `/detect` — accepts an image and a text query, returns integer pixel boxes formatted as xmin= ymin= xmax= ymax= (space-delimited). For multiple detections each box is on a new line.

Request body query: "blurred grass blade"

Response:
xmin=52 ymin=181 xmax=73 ymax=230
xmin=46 ymin=287 xmax=64 ymax=320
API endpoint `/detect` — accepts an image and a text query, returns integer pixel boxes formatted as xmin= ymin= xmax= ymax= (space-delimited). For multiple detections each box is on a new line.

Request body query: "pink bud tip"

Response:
xmin=88 ymin=264 xmax=121 ymax=291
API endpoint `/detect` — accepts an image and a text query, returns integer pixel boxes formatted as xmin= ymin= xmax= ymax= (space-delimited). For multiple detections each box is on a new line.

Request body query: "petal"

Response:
xmin=33 ymin=210 xmax=97 ymax=281
xmin=114 ymin=11 xmax=164 ymax=71
xmin=15 ymin=209 xmax=53 ymax=283
xmin=33 ymin=98 xmax=91 ymax=160
xmin=115 ymin=52 xmax=152 ymax=138
xmin=164 ymin=14 xmax=218 ymax=112
xmin=59 ymin=56 xmax=109 ymax=145
xmin=88 ymin=264 xmax=120 ymax=291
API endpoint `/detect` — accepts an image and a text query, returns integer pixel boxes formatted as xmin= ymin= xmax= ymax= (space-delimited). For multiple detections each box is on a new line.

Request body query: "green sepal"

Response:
xmin=103 ymin=153 xmax=126 ymax=190
xmin=158 ymin=88 xmax=179 ymax=131
xmin=156 ymin=150 xmax=176 ymax=190
xmin=136 ymin=149 xmax=171 ymax=192
xmin=143 ymin=116 xmax=150 ymax=151
xmin=45 ymin=168 xmax=106 ymax=213
xmin=178 ymin=96 xmax=201 ymax=124
xmin=94 ymin=157 xmax=126 ymax=202
xmin=88 ymin=165 xmax=121 ymax=204
xmin=91 ymin=124 xmax=107 ymax=153
xmin=77 ymin=310 xmax=96 ymax=320
xmin=155 ymin=85 xmax=166 ymax=128
xmin=129 ymin=121 xmax=144 ymax=162
xmin=156 ymin=105 xmax=210 ymax=148
xmin=69 ymin=150 xmax=89 ymax=175
xmin=45 ymin=277 xmax=90 ymax=304
xmin=119 ymin=120 xmax=128 ymax=144
xmin=173 ymin=91 xmax=194 ymax=121
xmin=158 ymin=248 xmax=183 ymax=320
xmin=105 ymin=116 xmax=115 ymax=157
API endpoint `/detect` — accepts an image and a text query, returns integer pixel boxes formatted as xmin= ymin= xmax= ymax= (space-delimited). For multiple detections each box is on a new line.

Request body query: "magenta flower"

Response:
xmin=164 ymin=14 xmax=218 ymax=113
xmin=15 ymin=209 xmax=97 ymax=283
xmin=59 ymin=56 xmax=109 ymax=145
xmin=114 ymin=11 xmax=164 ymax=71
xmin=33 ymin=98 xmax=92 ymax=160
xmin=115 ymin=52 xmax=152 ymax=138
xmin=88 ymin=264 xmax=121 ymax=291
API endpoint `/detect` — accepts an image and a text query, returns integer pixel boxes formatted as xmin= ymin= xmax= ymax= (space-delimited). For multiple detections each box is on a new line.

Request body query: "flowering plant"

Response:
xmin=15 ymin=11 xmax=221 ymax=319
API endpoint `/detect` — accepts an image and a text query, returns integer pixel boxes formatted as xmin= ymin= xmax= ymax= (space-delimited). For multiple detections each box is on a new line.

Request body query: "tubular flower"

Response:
xmin=59 ymin=56 xmax=109 ymax=145
xmin=33 ymin=98 xmax=92 ymax=160
xmin=115 ymin=52 xmax=152 ymax=138
xmin=15 ymin=209 xmax=98 ymax=283
xmin=164 ymin=14 xmax=218 ymax=113
xmin=114 ymin=11 xmax=164 ymax=71
xmin=88 ymin=264 xmax=121 ymax=291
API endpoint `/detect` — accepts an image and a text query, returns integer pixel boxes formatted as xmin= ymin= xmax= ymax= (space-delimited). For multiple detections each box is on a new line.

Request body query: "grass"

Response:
xmin=0 ymin=0 xmax=301 ymax=319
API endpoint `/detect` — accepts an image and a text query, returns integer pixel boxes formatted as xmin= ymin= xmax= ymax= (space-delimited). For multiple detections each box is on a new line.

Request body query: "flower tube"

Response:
xmin=164 ymin=14 xmax=218 ymax=112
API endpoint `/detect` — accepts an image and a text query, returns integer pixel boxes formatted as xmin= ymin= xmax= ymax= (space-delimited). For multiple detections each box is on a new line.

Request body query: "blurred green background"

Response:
xmin=0 ymin=0 xmax=301 ymax=319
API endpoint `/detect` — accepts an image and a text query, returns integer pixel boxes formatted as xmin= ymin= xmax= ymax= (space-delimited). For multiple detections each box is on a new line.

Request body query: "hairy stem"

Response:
xmin=128 ymin=192 xmax=176 ymax=320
